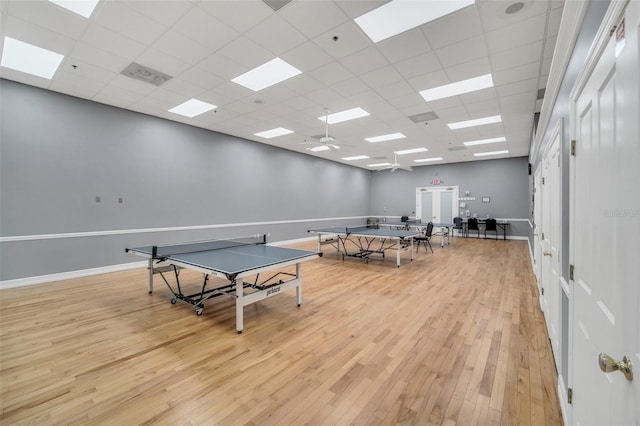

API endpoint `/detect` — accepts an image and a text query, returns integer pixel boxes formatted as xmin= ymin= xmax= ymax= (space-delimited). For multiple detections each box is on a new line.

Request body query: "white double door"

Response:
xmin=416 ymin=186 xmax=458 ymax=224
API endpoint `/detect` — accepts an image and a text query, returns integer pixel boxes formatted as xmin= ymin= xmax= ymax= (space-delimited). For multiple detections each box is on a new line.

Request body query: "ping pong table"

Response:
xmin=378 ymin=220 xmax=454 ymax=247
xmin=126 ymin=235 xmax=320 ymax=333
xmin=307 ymin=225 xmax=421 ymax=267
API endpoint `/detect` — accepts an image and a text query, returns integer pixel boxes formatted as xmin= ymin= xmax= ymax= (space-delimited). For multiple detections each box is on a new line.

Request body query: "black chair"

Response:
xmin=453 ymin=216 xmax=464 ymax=238
xmin=400 ymin=215 xmax=410 ymax=230
xmin=414 ymin=222 xmax=434 ymax=253
xmin=484 ymin=218 xmax=498 ymax=239
xmin=467 ymin=217 xmax=480 ymax=238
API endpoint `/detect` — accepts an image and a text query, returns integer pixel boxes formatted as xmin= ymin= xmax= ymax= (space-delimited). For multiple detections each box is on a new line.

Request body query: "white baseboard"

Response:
xmin=0 ymin=261 xmax=147 ymax=290
xmin=558 ymin=374 xmax=570 ymax=426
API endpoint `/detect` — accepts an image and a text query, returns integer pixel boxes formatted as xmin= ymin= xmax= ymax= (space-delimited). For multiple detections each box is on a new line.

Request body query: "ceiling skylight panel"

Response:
xmin=463 ymin=137 xmax=506 ymax=146
xmin=354 ymin=0 xmax=475 ymax=43
xmin=232 ymin=58 xmax=301 ymax=92
xmin=254 ymin=127 xmax=294 ymax=139
xmin=395 ymin=147 xmax=428 ymax=155
xmin=1 ymin=37 xmax=64 ymax=79
xmin=319 ymin=108 xmax=370 ymax=124
xmin=365 ymin=133 xmax=406 ymax=143
xmin=473 ymin=150 xmax=509 ymax=157
xmin=368 ymin=162 xmax=392 ymax=167
xmin=448 ymin=115 xmax=502 ymax=130
xmin=420 ymin=74 xmax=493 ymax=102
xmin=48 ymin=0 xmax=100 ymax=18
xmin=342 ymin=155 xmax=370 ymax=161
xmin=168 ymin=99 xmax=217 ymax=118
xmin=414 ymin=157 xmax=444 ymax=163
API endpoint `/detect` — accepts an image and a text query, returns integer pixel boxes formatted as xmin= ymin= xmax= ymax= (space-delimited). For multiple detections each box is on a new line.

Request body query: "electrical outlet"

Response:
xmin=95 ymin=196 xmax=101 ymax=203
xmin=118 ymin=197 xmax=123 ymax=204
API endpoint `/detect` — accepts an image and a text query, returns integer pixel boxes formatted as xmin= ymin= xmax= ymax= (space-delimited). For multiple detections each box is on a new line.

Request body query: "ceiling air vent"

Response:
xmin=263 ymin=0 xmax=293 ymax=11
xmin=121 ymin=62 xmax=173 ymax=87
xmin=448 ymin=146 xmax=467 ymax=151
xmin=409 ymin=111 xmax=439 ymax=123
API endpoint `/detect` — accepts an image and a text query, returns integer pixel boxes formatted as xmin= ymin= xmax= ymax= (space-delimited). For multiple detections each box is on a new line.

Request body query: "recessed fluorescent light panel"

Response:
xmin=232 ymin=57 xmax=301 ymax=92
xmin=309 ymin=145 xmax=331 ymax=152
xmin=48 ymin=0 xmax=100 ymax=18
xmin=474 ymin=150 xmax=509 ymax=157
xmin=319 ymin=107 xmax=370 ymax=124
xmin=168 ymin=98 xmax=217 ymax=118
xmin=355 ymin=0 xmax=475 ymax=43
xmin=365 ymin=133 xmax=406 ymax=143
xmin=463 ymin=136 xmax=506 ymax=146
xmin=448 ymin=115 xmax=502 ymax=130
xmin=1 ymin=37 xmax=64 ymax=79
xmin=254 ymin=127 xmax=293 ymax=139
xmin=420 ymin=74 xmax=494 ymax=102
xmin=414 ymin=157 xmax=444 ymax=163
xmin=368 ymin=162 xmax=392 ymax=167
xmin=395 ymin=147 xmax=428 ymax=155
xmin=342 ymin=155 xmax=370 ymax=161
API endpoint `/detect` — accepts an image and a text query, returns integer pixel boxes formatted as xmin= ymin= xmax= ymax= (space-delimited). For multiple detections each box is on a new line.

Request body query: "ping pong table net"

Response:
xmin=345 ymin=225 xmax=378 ymax=233
xmin=151 ymin=235 xmax=266 ymax=258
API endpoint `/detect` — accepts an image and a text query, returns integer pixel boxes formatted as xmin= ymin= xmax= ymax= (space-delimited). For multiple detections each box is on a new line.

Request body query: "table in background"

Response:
xmin=126 ymin=236 xmax=320 ymax=333
xmin=308 ymin=225 xmax=420 ymax=267
xmin=462 ymin=219 xmax=511 ymax=239
xmin=379 ymin=220 xmax=454 ymax=247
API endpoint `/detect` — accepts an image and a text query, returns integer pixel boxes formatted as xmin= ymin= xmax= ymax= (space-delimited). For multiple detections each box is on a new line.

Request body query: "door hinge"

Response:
xmin=571 ymin=140 xmax=577 ymax=156
xmin=568 ymin=387 xmax=573 ymax=404
xmin=541 ymin=287 xmax=544 ymax=296
xmin=609 ymin=25 xmax=617 ymax=37
xmin=542 ymin=177 xmax=545 ymax=184
xmin=541 ymin=232 xmax=545 ymax=240
xmin=570 ymin=264 xmax=575 ymax=281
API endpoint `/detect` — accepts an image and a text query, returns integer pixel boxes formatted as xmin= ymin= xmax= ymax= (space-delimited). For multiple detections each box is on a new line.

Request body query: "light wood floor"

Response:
xmin=0 ymin=237 xmax=562 ymax=425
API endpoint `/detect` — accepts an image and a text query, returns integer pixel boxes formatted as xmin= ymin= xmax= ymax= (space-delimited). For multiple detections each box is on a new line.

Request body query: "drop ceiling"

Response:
xmin=0 ymin=0 xmax=564 ymax=170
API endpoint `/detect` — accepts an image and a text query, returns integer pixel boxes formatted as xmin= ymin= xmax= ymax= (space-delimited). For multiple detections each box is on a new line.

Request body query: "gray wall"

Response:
xmin=0 ymin=80 xmax=371 ymax=280
xmin=370 ymin=157 xmax=531 ymax=237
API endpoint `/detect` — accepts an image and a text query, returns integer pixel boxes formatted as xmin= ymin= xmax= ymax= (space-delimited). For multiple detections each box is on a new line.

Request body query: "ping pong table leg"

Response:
xmin=396 ymin=240 xmax=401 ymax=267
xmin=296 ymin=263 xmax=302 ymax=306
xmin=235 ymin=279 xmax=243 ymax=334
xmin=147 ymin=259 xmax=154 ymax=293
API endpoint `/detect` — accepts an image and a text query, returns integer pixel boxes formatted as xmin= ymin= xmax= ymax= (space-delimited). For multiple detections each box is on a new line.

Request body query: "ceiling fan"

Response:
xmin=379 ymin=154 xmax=413 ymax=172
xmin=302 ymin=108 xmax=340 ymax=151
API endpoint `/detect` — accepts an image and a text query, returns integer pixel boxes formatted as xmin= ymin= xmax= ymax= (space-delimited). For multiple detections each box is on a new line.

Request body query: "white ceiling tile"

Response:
xmin=92 ymin=84 xmax=144 ymax=108
xmin=422 ymin=4 xmax=483 ymax=49
xmin=543 ymin=35 xmax=558 ymax=59
xmin=49 ymin=80 xmax=102 ymax=99
xmin=491 ymin=41 xmax=543 ymax=72
xmin=177 ymin=67 xmax=225 ymax=91
xmin=125 ymin=1 xmax=195 ymax=27
xmin=312 ymin=21 xmax=372 ymax=60
xmin=485 ymin=13 xmax=547 ymax=54
xmin=199 ymin=0 xmax=272 ymax=33
xmin=7 ymin=0 xmax=89 ymax=39
xmin=280 ymin=41 xmax=334 ymax=73
xmin=376 ymin=27 xmax=432 ymax=63
xmin=339 ymin=46 xmax=388 ymax=75
xmin=217 ymin=36 xmax=273 ymax=69
xmin=0 ymin=68 xmax=51 ymax=89
xmin=70 ymin=41 xmax=131 ymax=73
xmin=172 ymin=6 xmax=239 ymax=51
xmin=359 ymin=65 xmax=403 ymax=89
xmin=136 ymin=48 xmax=190 ymax=78
xmin=244 ymin=14 xmax=307 ymax=56
xmin=279 ymin=1 xmax=350 ymax=39
xmin=110 ymin=74 xmax=159 ymax=96
xmin=3 ymin=15 xmax=76 ymax=55
xmin=477 ymin=1 xmax=550 ymax=33
xmin=93 ymin=1 xmax=167 ymax=45
xmin=55 ymin=59 xmax=114 ymax=86
xmin=394 ymin=52 xmax=442 ymax=80
xmin=152 ymin=30 xmax=213 ymax=66
xmin=198 ymin=53 xmax=246 ymax=81
xmin=496 ymin=78 xmax=538 ymax=98
xmin=445 ymin=57 xmax=491 ymax=82
xmin=82 ymin=23 xmax=147 ymax=60
xmin=281 ymin=74 xmax=324 ymax=96
xmin=326 ymin=76 xmax=370 ymax=98
xmin=308 ymin=61 xmax=354 ymax=86
xmin=493 ymin=62 xmax=540 ymax=86
xmin=435 ymin=35 xmax=488 ymax=68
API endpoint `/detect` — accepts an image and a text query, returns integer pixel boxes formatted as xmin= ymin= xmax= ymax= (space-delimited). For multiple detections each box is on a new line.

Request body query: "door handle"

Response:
xmin=543 ymin=252 xmax=552 ymax=257
xmin=599 ymin=352 xmax=633 ymax=381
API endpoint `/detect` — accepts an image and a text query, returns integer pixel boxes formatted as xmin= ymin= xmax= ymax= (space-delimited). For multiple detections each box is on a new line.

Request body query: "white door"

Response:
xmin=416 ymin=186 xmax=458 ymax=223
xmin=570 ymin=3 xmax=639 ymax=424
xmin=533 ymin=167 xmax=543 ymax=286
xmin=541 ymin=120 xmax=562 ymax=373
